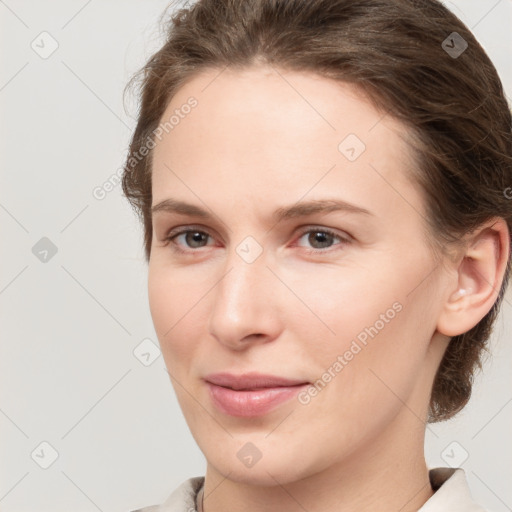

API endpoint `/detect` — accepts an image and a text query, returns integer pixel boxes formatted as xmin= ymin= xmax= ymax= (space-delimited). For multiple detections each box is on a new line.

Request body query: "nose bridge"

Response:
xmin=208 ymin=236 xmax=278 ymax=347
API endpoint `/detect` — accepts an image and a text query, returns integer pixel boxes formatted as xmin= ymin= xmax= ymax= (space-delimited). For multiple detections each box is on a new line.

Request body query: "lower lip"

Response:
xmin=206 ymin=382 xmax=308 ymax=417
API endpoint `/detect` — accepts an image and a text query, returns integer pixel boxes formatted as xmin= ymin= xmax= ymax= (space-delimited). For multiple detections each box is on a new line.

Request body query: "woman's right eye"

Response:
xmin=165 ymin=228 xmax=214 ymax=253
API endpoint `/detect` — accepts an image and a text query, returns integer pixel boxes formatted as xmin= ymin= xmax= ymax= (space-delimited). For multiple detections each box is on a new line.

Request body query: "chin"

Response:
xmin=204 ymin=445 xmax=318 ymax=487
xmin=213 ymin=461 xmax=303 ymax=487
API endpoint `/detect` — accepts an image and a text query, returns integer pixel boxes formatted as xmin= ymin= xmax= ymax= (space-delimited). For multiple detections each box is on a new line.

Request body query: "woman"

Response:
xmin=122 ymin=0 xmax=512 ymax=510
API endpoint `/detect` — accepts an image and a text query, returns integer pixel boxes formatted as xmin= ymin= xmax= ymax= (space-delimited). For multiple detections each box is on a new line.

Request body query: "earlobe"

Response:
xmin=436 ymin=218 xmax=510 ymax=338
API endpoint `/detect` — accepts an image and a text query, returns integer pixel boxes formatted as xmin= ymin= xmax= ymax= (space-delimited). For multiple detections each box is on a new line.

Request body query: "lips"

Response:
xmin=205 ymin=372 xmax=308 ymax=390
xmin=204 ymin=372 xmax=309 ymax=417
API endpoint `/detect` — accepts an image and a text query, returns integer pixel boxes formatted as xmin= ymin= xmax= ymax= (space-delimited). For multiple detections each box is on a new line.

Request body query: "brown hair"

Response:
xmin=121 ymin=0 xmax=512 ymax=422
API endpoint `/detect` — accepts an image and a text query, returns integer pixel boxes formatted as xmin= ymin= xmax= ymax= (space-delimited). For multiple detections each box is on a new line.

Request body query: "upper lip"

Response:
xmin=204 ymin=372 xmax=309 ymax=390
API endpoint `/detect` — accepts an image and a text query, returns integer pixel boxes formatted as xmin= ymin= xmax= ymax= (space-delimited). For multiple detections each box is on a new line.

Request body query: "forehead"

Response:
xmin=151 ymin=65 xmax=421 ymax=221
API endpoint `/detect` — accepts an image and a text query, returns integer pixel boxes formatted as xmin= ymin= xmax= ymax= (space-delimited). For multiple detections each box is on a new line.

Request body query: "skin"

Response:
xmin=148 ymin=65 xmax=509 ymax=512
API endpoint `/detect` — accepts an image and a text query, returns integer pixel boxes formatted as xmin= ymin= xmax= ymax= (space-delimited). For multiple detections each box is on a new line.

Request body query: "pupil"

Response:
xmin=310 ymin=231 xmax=331 ymax=248
xmin=188 ymin=232 xmax=206 ymax=247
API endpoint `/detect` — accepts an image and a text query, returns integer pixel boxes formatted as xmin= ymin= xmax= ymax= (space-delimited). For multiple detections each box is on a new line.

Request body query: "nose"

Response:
xmin=208 ymin=244 xmax=282 ymax=351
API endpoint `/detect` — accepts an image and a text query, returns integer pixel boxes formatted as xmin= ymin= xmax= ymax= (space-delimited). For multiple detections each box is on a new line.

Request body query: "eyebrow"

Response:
xmin=151 ymin=198 xmax=373 ymax=223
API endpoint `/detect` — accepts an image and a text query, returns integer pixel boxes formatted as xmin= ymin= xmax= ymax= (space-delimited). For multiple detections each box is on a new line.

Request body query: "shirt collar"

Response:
xmin=418 ymin=467 xmax=486 ymax=511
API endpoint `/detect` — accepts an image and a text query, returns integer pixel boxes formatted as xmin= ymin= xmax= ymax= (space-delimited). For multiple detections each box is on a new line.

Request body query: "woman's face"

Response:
xmin=148 ymin=65 xmax=450 ymax=485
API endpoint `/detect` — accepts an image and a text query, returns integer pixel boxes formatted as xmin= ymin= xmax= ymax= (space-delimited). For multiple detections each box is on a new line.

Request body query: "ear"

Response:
xmin=436 ymin=217 xmax=510 ymax=337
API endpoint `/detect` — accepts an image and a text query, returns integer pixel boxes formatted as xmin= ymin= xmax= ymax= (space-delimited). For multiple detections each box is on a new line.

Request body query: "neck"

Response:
xmin=202 ymin=409 xmax=433 ymax=512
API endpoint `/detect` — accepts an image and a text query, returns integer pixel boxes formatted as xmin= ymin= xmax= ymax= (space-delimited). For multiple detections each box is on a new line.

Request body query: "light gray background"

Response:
xmin=0 ymin=1 xmax=511 ymax=511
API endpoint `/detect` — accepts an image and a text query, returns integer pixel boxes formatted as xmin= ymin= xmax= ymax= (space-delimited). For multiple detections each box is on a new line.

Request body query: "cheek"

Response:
xmin=147 ymin=265 xmax=173 ymax=337
xmin=147 ymin=265 xmax=199 ymax=367
xmin=148 ymin=265 xmax=211 ymax=429
xmin=284 ymin=262 xmax=402 ymax=355
xmin=291 ymin=258 xmax=433 ymax=397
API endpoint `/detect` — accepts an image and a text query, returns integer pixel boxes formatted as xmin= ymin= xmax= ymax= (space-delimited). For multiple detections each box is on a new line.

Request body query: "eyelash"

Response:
xmin=163 ymin=225 xmax=351 ymax=256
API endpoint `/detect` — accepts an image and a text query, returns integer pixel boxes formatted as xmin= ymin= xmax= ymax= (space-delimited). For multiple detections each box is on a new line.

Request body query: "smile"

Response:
xmin=204 ymin=373 xmax=309 ymax=417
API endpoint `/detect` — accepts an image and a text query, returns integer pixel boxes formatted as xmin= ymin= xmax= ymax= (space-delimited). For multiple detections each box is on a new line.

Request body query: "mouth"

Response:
xmin=204 ymin=372 xmax=310 ymax=417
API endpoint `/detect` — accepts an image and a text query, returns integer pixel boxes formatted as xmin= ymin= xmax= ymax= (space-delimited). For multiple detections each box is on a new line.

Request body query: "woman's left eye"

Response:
xmin=295 ymin=227 xmax=349 ymax=253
